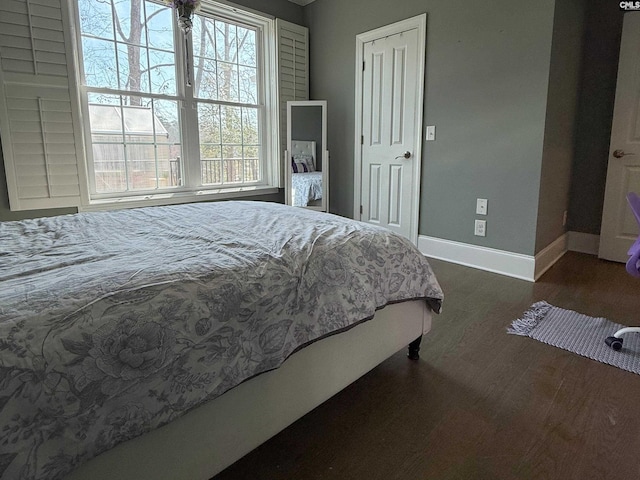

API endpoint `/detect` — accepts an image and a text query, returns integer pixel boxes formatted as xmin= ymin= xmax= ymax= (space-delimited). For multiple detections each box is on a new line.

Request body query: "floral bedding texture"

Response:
xmin=0 ymin=201 xmax=443 ymax=480
xmin=291 ymin=171 xmax=323 ymax=206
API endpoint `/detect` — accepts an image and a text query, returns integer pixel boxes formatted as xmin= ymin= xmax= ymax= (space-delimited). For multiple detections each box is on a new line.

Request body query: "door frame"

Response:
xmin=353 ymin=13 xmax=427 ymax=245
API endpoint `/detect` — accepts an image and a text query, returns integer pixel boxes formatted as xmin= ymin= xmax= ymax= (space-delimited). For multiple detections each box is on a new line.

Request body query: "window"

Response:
xmin=76 ymin=0 xmax=276 ymax=201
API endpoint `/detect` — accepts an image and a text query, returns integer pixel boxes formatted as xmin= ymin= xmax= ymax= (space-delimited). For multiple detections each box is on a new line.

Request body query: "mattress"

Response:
xmin=0 ymin=201 xmax=443 ymax=480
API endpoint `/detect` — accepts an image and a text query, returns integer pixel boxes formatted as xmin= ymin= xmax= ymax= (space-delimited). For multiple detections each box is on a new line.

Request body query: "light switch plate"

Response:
xmin=476 ymin=198 xmax=488 ymax=215
xmin=426 ymin=125 xmax=435 ymax=141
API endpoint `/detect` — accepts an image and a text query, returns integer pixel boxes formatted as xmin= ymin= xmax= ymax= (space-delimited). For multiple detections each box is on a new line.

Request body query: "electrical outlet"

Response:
xmin=476 ymin=198 xmax=488 ymax=215
xmin=474 ymin=219 xmax=486 ymax=237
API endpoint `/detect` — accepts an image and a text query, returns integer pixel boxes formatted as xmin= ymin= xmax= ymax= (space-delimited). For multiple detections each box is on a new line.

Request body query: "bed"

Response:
xmin=0 ymin=201 xmax=443 ymax=480
xmin=290 ymin=140 xmax=324 ymax=208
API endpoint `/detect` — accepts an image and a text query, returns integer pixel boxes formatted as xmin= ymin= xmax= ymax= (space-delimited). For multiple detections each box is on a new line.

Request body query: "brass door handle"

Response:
xmin=613 ymin=149 xmax=636 ymax=158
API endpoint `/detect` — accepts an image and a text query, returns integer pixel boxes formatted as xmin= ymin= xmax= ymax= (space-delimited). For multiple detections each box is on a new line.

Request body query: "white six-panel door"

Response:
xmin=599 ymin=12 xmax=640 ymax=262
xmin=358 ymin=19 xmax=424 ymax=243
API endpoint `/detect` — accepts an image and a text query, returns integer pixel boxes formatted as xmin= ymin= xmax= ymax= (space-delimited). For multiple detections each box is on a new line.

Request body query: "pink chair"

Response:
xmin=605 ymin=192 xmax=640 ymax=350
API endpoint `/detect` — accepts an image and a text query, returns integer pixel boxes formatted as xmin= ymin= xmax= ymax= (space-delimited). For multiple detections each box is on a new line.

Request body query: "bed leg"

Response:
xmin=407 ymin=335 xmax=422 ymax=360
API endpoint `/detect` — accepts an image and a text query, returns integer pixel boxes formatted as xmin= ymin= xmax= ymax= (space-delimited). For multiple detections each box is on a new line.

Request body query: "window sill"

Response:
xmin=78 ymin=185 xmax=280 ymax=212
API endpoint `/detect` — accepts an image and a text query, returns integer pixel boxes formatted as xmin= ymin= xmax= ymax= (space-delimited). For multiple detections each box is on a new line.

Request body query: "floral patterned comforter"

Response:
xmin=0 ymin=201 xmax=443 ymax=480
xmin=292 ymin=172 xmax=323 ymax=206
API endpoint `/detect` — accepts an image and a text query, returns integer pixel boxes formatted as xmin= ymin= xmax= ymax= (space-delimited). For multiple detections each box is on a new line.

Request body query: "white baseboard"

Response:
xmin=417 ymin=235 xmax=536 ymax=282
xmin=567 ymin=231 xmax=600 ymax=255
xmin=534 ymin=233 xmax=568 ymax=280
xmin=418 ymin=234 xmax=571 ymax=282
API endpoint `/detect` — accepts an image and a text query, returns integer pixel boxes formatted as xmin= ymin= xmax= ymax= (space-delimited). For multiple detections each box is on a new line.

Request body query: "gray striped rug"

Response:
xmin=508 ymin=301 xmax=640 ymax=374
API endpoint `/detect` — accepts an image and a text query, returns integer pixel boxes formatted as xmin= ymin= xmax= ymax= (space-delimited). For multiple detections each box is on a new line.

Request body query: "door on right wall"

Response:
xmin=599 ymin=12 xmax=640 ymax=262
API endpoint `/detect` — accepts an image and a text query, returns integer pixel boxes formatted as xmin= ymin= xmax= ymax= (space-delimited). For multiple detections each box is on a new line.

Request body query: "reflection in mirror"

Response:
xmin=286 ymin=101 xmax=328 ymax=211
xmin=291 ymin=140 xmax=322 ymax=208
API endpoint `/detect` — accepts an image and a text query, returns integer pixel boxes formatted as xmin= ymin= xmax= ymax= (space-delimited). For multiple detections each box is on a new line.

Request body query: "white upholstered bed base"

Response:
xmin=65 ymin=300 xmax=432 ymax=480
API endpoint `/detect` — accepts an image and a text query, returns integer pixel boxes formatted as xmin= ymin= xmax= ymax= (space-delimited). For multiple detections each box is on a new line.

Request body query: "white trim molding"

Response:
xmin=418 ymin=236 xmax=536 ymax=282
xmin=419 ymin=232 xmax=602 ymax=282
xmin=419 ymin=234 xmax=571 ymax=282
xmin=78 ymin=186 xmax=279 ymax=212
xmin=287 ymin=0 xmax=316 ymax=5
xmin=534 ymin=233 xmax=568 ymax=280
xmin=567 ymin=231 xmax=600 ymax=255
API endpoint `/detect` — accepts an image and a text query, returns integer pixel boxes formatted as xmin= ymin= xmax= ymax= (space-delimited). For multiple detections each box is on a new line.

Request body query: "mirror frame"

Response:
xmin=285 ymin=100 xmax=329 ymax=212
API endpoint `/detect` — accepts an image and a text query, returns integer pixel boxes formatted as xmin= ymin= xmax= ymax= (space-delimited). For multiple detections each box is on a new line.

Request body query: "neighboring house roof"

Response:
xmin=88 ymin=104 xmax=169 ymax=136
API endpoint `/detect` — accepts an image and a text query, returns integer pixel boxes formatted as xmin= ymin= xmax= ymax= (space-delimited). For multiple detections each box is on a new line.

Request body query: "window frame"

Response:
xmin=72 ymin=0 xmax=279 ymax=210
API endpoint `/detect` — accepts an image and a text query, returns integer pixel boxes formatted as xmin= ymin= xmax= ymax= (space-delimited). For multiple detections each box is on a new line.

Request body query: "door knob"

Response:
xmin=395 ymin=151 xmax=411 ymax=159
xmin=613 ymin=149 xmax=636 ymax=158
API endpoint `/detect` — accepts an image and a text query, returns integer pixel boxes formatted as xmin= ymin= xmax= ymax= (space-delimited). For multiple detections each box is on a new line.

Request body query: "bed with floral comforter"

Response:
xmin=0 ymin=201 xmax=443 ymax=480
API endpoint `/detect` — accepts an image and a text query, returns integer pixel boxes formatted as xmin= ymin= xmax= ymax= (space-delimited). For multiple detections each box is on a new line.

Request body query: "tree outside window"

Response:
xmin=78 ymin=0 xmax=263 ymax=196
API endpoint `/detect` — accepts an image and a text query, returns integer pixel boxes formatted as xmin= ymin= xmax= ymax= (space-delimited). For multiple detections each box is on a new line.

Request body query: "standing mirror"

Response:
xmin=285 ymin=100 xmax=329 ymax=212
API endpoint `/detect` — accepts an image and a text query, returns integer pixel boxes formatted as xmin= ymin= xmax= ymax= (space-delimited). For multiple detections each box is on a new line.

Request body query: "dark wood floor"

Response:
xmin=213 ymin=252 xmax=640 ymax=480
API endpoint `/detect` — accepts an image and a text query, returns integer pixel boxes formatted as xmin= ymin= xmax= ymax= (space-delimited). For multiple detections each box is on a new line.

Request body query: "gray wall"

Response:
xmin=305 ymin=0 xmax=556 ymax=255
xmin=535 ymin=0 xmax=586 ymax=252
xmin=230 ymin=0 xmax=303 ymax=24
xmin=567 ymin=2 xmax=624 ymax=235
xmin=0 ymin=0 xmax=301 ymax=222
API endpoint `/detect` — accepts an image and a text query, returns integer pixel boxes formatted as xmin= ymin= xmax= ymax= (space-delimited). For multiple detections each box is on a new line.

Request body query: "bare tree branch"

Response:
xmin=194 ymin=17 xmax=208 ymax=97
xmin=109 ymin=0 xmax=131 ymax=43
xmin=140 ymin=63 xmax=175 ymax=75
xmin=142 ymin=7 xmax=165 ymax=28
xmin=236 ymin=30 xmax=250 ymax=64
xmin=205 ymin=25 xmax=216 ymax=54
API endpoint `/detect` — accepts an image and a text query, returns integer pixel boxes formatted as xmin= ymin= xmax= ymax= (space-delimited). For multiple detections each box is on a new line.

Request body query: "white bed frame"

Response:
xmin=65 ymin=300 xmax=432 ymax=480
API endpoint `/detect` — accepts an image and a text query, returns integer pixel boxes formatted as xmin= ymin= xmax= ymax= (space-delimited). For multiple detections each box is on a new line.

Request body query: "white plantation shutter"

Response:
xmin=276 ymin=19 xmax=308 ymax=187
xmin=0 ymin=0 xmax=85 ymax=210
